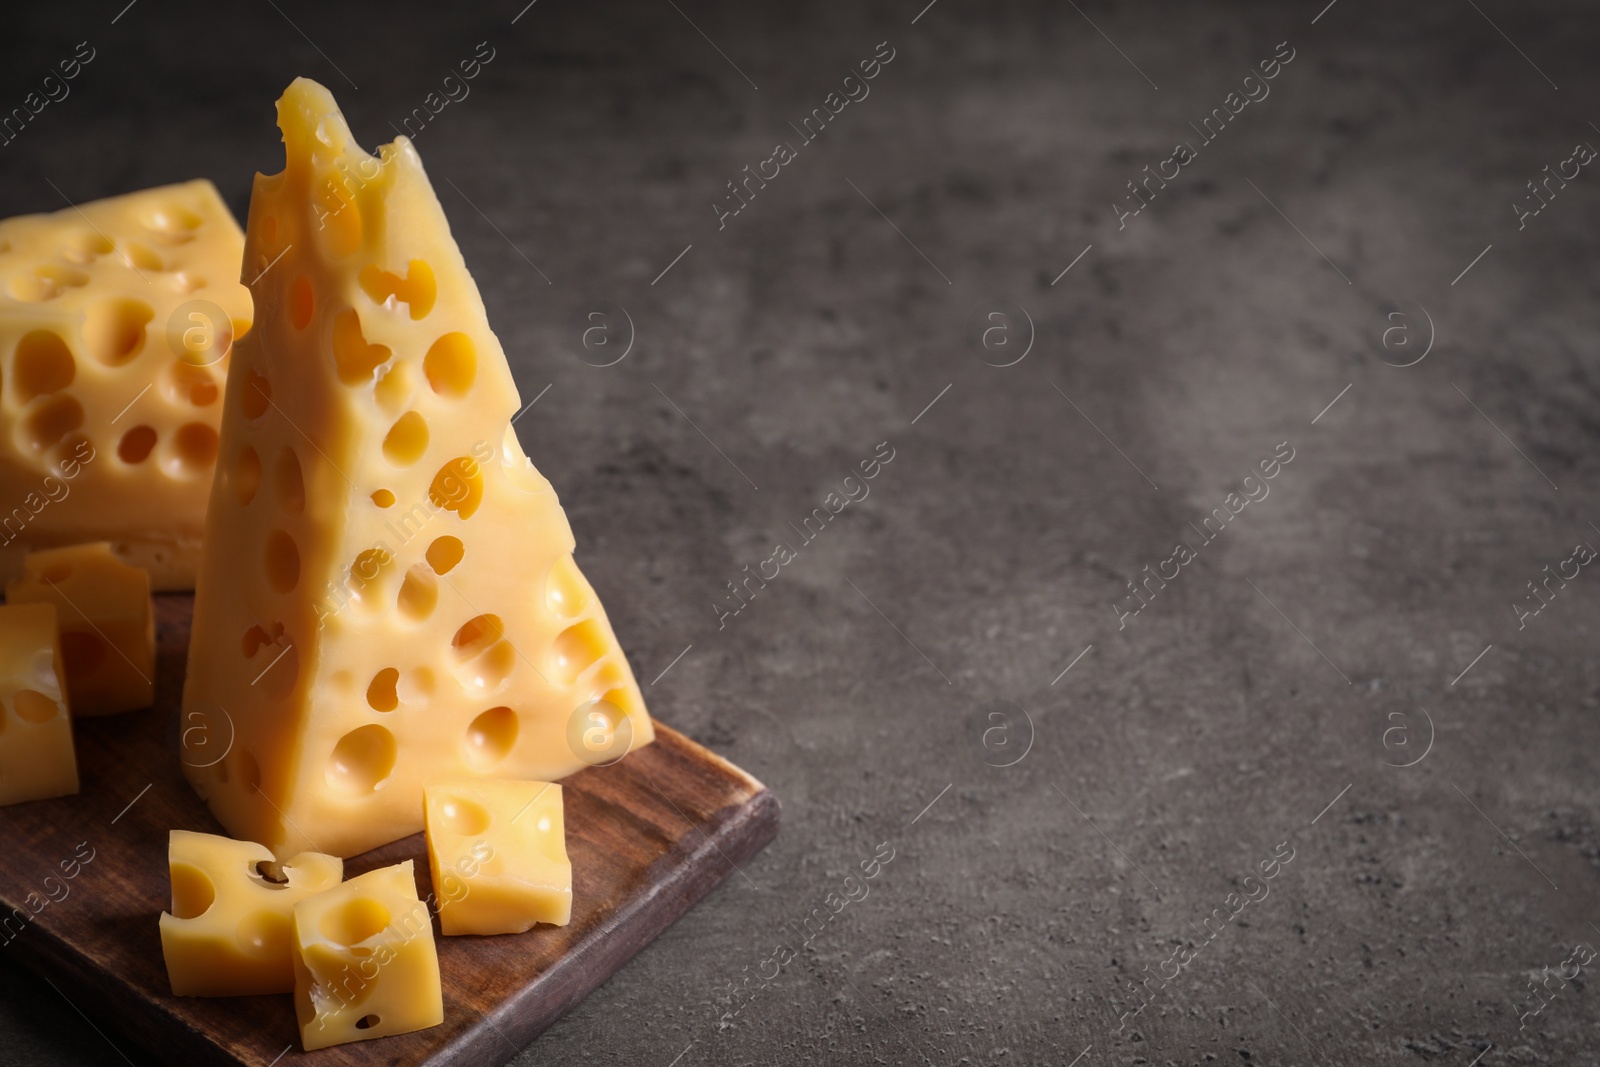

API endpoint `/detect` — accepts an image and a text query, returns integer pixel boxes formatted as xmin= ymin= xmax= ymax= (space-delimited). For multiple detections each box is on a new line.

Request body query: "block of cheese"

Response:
xmin=292 ymin=859 xmax=442 ymax=1050
xmin=0 ymin=180 xmax=252 ymax=591
xmin=6 ymin=541 xmax=154 ymax=715
xmin=424 ymin=779 xmax=571 ymax=935
xmin=180 ymin=77 xmax=653 ymax=859
xmin=158 ymin=829 xmax=342 ymax=997
xmin=0 ymin=602 xmax=77 ymax=806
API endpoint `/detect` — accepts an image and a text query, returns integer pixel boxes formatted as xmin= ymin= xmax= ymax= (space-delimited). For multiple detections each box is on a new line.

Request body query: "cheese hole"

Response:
xmin=164 ymin=361 xmax=218 ymax=406
xmin=25 ymin=395 xmax=85 ymax=453
xmin=13 ymin=689 xmax=60 ymax=723
xmin=551 ymin=619 xmax=609 ymax=685
xmin=123 ymin=243 xmax=164 ymax=272
xmin=241 ymin=369 xmax=271 ymax=420
xmin=327 ymin=725 xmax=396 ymax=796
xmin=437 ymin=796 xmax=491 ymax=836
xmin=241 ymin=624 xmax=279 ymax=658
xmin=424 ymin=332 xmax=476 ymax=397
xmin=289 ymin=276 xmax=315 ymax=329
xmin=13 ymin=330 xmax=76 ymax=402
xmin=366 ymin=668 xmax=399 ymax=712
xmin=397 ymin=565 xmax=437 ymax=621
xmin=426 ymin=536 xmax=463 ymax=575
xmin=348 ymin=548 xmax=395 ymax=610
xmin=60 ymin=631 xmax=107 ymax=677
xmin=382 ymin=410 xmax=428 ymax=467
xmin=332 ymin=309 xmax=390 ymax=384
xmin=320 ymin=896 xmax=390 ymax=946
xmin=428 ymin=457 xmax=483 ymax=519
xmin=264 ymin=530 xmax=300 ymax=593
xmin=117 ymin=425 xmax=157 ymax=464
xmin=276 ymin=447 xmax=305 ymax=514
xmin=235 ymin=446 xmax=261 ymax=505
xmin=371 ymin=488 xmax=395 ymax=508
xmin=143 ymin=205 xmax=202 ymax=242
xmin=452 ymin=615 xmax=515 ymax=691
xmin=170 ymin=422 xmax=220 ymax=474
xmin=237 ymin=750 xmax=261 ymax=793
xmin=6 ymin=265 xmax=89 ymax=302
xmin=236 ymin=910 xmax=291 ymax=959
xmin=61 ymin=232 xmax=114 ymax=264
xmin=169 ymin=864 xmax=216 ymax=920
xmin=359 ymin=259 xmax=436 ymax=319
xmin=601 ymin=684 xmax=645 ymax=723
xmin=464 ymin=707 xmax=518 ymax=770
xmin=452 ymin=614 xmax=505 ymax=659
xmin=254 ymin=860 xmax=289 ymax=885
xmin=355 ymin=1015 xmax=380 ymax=1031
xmin=546 ymin=555 xmax=591 ymax=618
xmin=84 ymin=298 xmax=154 ymax=365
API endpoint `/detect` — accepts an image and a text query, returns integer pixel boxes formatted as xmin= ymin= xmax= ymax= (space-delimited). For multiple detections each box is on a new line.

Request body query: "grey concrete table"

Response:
xmin=3 ymin=0 xmax=1597 ymax=1063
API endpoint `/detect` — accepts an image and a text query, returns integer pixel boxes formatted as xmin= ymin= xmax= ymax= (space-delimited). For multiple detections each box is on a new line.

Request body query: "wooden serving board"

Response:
xmin=0 ymin=595 xmax=779 ymax=1066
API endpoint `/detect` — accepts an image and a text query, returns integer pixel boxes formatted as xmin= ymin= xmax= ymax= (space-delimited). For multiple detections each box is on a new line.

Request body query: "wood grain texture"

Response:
xmin=0 ymin=595 xmax=779 ymax=1066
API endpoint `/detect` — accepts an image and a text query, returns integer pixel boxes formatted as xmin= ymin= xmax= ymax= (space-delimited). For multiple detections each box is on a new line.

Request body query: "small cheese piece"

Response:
xmin=181 ymin=78 xmax=653 ymax=859
xmin=0 ymin=602 xmax=77 ymax=806
xmin=291 ymin=860 xmax=443 ymax=1050
xmin=158 ymin=830 xmax=342 ymax=997
xmin=425 ymin=779 xmax=571 ymax=935
xmin=0 ymin=180 xmax=252 ymax=591
xmin=6 ymin=542 xmax=154 ymax=715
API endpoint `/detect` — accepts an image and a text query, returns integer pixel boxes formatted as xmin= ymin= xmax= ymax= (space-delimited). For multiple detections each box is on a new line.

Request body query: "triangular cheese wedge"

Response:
xmin=0 ymin=181 xmax=251 ymax=589
xmin=182 ymin=78 xmax=652 ymax=859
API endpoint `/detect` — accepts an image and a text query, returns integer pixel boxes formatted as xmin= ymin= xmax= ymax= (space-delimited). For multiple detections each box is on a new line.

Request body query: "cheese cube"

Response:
xmin=6 ymin=541 xmax=154 ymax=715
xmin=291 ymin=860 xmax=443 ymax=1050
xmin=180 ymin=78 xmax=653 ymax=859
xmin=0 ymin=180 xmax=252 ymax=592
xmin=0 ymin=602 xmax=77 ymax=806
xmin=158 ymin=830 xmax=342 ymax=997
xmin=425 ymin=779 xmax=571 ymax=935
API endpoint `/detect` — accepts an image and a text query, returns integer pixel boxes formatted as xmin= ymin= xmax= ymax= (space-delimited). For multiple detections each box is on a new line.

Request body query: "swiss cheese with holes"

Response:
xmin=0 ymin=181 xmax=252 ymax=590
xmin=159 ymin=829 xmax=342 ymax=997
xmin=181 ymin=78 xmax=653 ymax=859
xmin=6 ymin=541 xmax=154 ymax=716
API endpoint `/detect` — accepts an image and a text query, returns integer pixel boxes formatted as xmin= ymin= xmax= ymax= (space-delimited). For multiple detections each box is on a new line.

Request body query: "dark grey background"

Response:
xmin=3 ymin=0 xmax=1598 ymax=1063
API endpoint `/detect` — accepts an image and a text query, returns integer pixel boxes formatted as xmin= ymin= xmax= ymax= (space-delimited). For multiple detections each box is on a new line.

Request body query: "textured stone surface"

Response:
xmin=2 ymin=0 xmax=1598 ymax=1063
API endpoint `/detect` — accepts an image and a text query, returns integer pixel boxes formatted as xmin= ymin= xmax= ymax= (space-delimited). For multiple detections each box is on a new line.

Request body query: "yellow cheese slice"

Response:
xmin=291 ymin=859 xmax=442 ymax=1050
xmin=180 ymin=78 xmax=653 ymax=860
xmin=0 ymin=601 xmax=77 ymax=806
xmin=424 ymin=779 xmax=571 ymax=935
xmin=6 ymin=541 xmax=154 ymax=716
xmin=0 ymin=181 xmax=252 ymax=591
xmin=158 ymin=829 xmax=342 ymax=997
